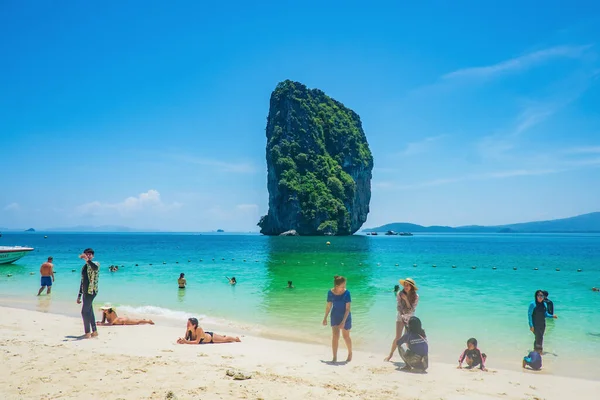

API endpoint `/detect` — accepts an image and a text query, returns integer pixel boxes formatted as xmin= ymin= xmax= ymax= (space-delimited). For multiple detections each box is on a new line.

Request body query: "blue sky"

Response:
xmin=1 ymin=1 xmax=599 ymax=231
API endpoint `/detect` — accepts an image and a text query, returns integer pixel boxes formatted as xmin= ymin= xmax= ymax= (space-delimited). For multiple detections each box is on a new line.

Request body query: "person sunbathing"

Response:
xmin=176 ymin=317 xmax=241 ymax=344
xmin=97 ymin=304 xmax=154 ymax=326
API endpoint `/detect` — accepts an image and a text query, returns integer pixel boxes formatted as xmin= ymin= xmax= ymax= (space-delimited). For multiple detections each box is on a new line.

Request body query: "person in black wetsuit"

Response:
xmin=457 ymin=338 xmax=487 ymax=371
xmin=528 ymin=290 xmax=558 ymax=350
xmin=542 ymin=290 xmax=554 ymax=315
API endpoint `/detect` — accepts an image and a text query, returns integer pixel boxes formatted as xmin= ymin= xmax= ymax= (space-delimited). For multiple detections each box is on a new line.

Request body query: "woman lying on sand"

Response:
xmin=96 ymin=304 xmax=154 ymax=326
xmin=177 ymin=317 xmax=241 ymax=344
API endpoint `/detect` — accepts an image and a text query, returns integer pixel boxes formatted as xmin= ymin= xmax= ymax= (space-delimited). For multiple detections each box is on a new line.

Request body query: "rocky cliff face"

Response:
xmin=258 ymin=80 xmax=373 ymax=236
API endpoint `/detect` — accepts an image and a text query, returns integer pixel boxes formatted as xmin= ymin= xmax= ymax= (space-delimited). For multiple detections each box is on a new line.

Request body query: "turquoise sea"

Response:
xmin=1 ymin=232 xmax=599 ymax=379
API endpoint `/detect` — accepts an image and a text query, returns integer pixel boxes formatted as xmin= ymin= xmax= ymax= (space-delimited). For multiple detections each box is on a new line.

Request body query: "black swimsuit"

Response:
xmin=187 ymin=329 xmax=215 ymax=343
xmin=200 ymin=331 xmax=214 ymax=343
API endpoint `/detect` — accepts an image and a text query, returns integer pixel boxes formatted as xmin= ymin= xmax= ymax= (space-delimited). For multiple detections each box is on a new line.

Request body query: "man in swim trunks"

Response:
xmin=37 ymin=257 xmax=55 ymax=295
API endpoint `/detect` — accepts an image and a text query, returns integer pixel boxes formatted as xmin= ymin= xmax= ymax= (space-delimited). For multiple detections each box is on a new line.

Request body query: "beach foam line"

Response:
xmin=118 ymin=305 xmax=209 ymax=323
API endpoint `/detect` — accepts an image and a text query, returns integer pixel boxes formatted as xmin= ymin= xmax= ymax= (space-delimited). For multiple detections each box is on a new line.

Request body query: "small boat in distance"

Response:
xmin=0 ymin=246 xmax=34 ymax=265
xmin=399 ymin=232 xmax=413 ymax=236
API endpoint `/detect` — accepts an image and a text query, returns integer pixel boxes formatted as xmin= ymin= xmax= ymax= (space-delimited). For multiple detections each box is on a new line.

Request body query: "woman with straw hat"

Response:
xmin=385 ymin=277 xmax=419 ymax=362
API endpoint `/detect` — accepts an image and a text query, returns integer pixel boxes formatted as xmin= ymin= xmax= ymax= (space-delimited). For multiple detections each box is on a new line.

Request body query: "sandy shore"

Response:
xmin=0 ymin=306 xmax=598 ymax=400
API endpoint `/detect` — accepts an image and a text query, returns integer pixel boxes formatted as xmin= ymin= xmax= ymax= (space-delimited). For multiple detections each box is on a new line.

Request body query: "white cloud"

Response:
xmin=75 ymin=190 xmax=182 ymax=217
xmin=235 ymin=204 xmax=259 ymax=211
xmin=399 ymin=135 xmax=448 ymax=156
xmin=477 ymin=93 xmax=588 ymax=161
xmin=443 ymin=45 xmax=592 ymax=80
xmin=167 ymin=154 xmax=258 ymax=174
xmin=378 ymin=168 xmax=565 ymax=191
xmin=3 ymin=202 xmax=20 ymax=212
xmin=565 ymin=146 xmax=600 ymax=154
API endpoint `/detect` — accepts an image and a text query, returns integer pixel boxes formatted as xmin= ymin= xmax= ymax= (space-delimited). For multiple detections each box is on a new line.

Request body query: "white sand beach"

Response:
xmin=1 ymin=306 xmax=598 ymax=400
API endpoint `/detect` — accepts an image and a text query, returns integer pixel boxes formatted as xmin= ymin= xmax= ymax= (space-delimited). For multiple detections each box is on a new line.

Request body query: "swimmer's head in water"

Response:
xmin=180 ymin=273 xmax=185 ymax=279
xmin=394 ymin=285 xmax=400 ymax=292
xmin=535 ymin=290 xmax=545 ymax=302
xmin=287 ymin=281 xmax=293 ymax=286
xmin=467 ymin=338 xmax=478 ymax=349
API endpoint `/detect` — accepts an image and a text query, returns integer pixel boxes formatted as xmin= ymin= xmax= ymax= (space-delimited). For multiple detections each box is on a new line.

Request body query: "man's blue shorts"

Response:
xmin=41 ymin=276 xmax=52 ymax=287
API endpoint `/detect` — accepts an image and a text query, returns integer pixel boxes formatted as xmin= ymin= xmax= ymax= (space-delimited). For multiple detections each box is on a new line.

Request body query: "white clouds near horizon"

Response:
xmin=166 ymin=153 xmax=258 ymax=174
xmin=442 ymin=45 xmax=593 ymax=80
xmin=75 ymin=190 xmax=182 ymax=217
xmin=399 ymin=134 xmax=448 ymax=156
xmin=3 ymin=202 xmax=21 ymax=212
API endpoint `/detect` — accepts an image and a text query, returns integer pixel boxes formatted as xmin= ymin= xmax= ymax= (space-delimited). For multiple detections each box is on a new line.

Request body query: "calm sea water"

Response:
xmin=1 ymin=232 xmax=599 ymax=379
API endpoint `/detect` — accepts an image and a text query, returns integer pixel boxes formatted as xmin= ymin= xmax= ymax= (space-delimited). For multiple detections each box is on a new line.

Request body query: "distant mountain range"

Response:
xmin=364 ymin=212 xmax=600 ymax=234
xmin=0 ymin=225 xmax=142 ymax=232
xmin=45 ymin=225 xmax=140 ymax=232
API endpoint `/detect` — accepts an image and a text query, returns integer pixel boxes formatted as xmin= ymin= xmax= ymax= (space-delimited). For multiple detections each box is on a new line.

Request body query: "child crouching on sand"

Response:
xmin=523 ymin=344 xmax=543 ymax=371
xmin=457 ymin=338 xmax=487 ymax=371
xmin=396 ymin=316 xmax=428 ymax=372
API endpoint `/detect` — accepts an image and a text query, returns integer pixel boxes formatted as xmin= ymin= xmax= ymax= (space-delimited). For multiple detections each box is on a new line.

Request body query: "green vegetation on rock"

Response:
xmin=259 ymin=80 xmax=373 ymax=236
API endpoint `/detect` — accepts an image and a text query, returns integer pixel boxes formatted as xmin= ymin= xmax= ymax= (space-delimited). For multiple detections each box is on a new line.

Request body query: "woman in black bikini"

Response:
xmin=176 ymin=317 xmax=241 ymax=344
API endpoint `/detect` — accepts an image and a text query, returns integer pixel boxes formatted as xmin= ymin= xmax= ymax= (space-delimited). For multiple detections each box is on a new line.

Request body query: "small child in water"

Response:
xmin=457 ymin=338 xmax=487 ymax=371
xmin=523 ymin=344 xmax=543 ymax=371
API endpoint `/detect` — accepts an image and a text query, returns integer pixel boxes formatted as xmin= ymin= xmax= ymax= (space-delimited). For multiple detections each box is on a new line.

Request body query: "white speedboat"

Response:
xmin=0 ymin=246 xmax=34 ymax=264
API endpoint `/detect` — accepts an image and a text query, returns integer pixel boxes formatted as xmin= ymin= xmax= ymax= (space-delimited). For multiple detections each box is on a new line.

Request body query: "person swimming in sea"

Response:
xmin=457 ymin=338 xmax=487 ymax=371
xmin=96 ymin=304 xmax=154 ymax=326
xmin=176 ymin=317 xmax=241 ymax=344
xmin=393 ymin=284 xmax=400 ymax=295
xmin=178 ymin=273 xmax=186 ymax=289
xmin=592 ymin=287 xmax=599 ymax=292
xmin=542 ymin=290 xmax=554 ymax=316
xmin=226 ymin=276 xmax=237 ymax=285
xmin=287 ymin=280 xmax=294 ymax=288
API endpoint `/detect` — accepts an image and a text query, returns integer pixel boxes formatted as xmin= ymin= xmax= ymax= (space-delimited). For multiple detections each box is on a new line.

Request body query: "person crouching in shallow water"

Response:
xmin=177 ymin=317 xmax=241 ymax=344
xmin=523 ymin=344 xmax=543 ymax=371
xmin=396 ymin=316 xmax=428 ymax=372
xmin=97 ymin=304 xmax=154 ymax=325
xmin=322 ymin=275 xmax=352 ymax=362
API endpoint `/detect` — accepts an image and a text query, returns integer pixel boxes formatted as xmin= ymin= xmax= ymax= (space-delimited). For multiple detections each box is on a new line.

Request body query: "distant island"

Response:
xmin=258 ymin=80 xmax=373 ymax=236
xmin=25 ymin=228 xmax=35 ymax=232
xmin=43 ymin=225 xmax=139 ymax=232
xmin=364 ymin=212 xmax=600 ymax=234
